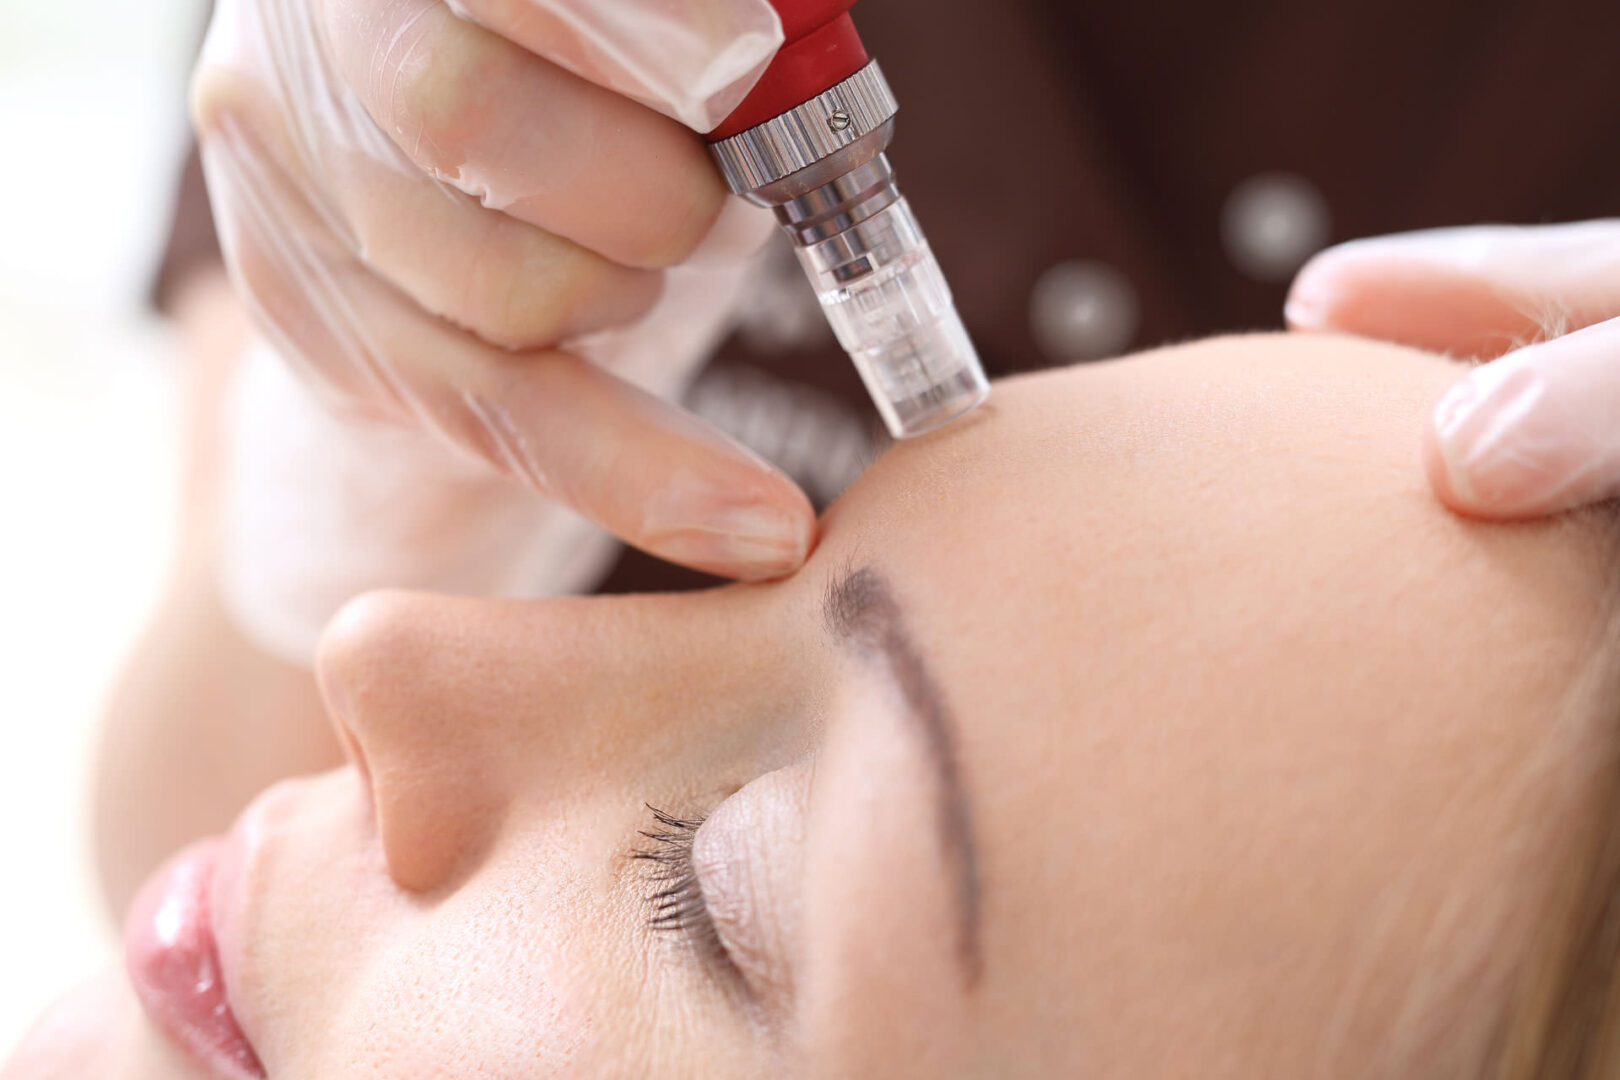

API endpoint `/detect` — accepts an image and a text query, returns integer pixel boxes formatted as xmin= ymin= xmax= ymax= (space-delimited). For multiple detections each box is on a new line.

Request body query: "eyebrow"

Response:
xmin=821 ymin=563 xmax=983 ymax=988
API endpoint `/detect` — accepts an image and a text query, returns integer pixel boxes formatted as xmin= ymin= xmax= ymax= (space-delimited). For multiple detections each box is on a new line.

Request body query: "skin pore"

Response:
xmin=5 ymin=333 xmax=1618 ymax=1079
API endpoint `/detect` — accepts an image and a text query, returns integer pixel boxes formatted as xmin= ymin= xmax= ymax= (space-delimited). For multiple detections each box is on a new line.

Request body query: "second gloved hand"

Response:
xmin=1287 ymin=220 xmax=1620 ymax=519
xmin=192 ymin=0 xmax=812 ymax=580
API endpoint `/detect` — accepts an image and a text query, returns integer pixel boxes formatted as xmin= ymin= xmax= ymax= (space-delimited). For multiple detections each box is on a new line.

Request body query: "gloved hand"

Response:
xmin=192 ymin=0 xmax=811 ymax=592
xmin=1286 ymin=220 xmax=1620 ymax=519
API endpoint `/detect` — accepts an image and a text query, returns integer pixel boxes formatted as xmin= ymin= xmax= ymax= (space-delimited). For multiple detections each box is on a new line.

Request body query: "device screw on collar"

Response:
xmin=707 ymin=54 xmax=989 ymax=441
xmin=709 ymin=62 xmax=899 ymax=195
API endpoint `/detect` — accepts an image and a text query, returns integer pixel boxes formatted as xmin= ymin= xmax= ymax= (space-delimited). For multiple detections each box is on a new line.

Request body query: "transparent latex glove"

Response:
xmin=1287 ymin=220 xmax=1620 ymax=519
xmin=222 ymin=339 xmax=626 ymax=664
xmin=192 ymin=0 xmax=812 ymax=594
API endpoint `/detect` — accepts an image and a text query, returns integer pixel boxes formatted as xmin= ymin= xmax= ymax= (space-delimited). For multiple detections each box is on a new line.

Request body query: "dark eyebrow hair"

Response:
xmin=821 ymin=563 xmax=983 ymax=988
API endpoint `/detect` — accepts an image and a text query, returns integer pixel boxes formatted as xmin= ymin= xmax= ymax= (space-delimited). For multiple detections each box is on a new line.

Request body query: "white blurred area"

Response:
xmin=0 ymin=0 xmax=206 ymax=1058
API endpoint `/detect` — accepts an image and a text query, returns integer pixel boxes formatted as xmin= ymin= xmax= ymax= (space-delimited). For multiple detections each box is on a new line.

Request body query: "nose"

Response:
xmin=314 ymin=587 xmax=789 ymax=892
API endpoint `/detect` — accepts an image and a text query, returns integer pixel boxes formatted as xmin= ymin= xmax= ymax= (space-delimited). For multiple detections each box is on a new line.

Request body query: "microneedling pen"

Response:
xmin=708 ymin=0 xmax=990 ymax=440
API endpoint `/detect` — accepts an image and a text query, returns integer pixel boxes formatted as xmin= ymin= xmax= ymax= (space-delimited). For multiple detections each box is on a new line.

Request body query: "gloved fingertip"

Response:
xmin=1424 ymin=365 xmax=1575 ymax=519
xmin=641 ymin=476 xmax=816 ymax=581
xmin=1284 ymin=245 xmax=1363 ymax=332
xmin=1422 ymin=398 xmax=1492 ymax=517
xmin=704 ymin=500 xmax=817 ymax=581
xmin=1283 ymin=290 xmax=1329 ymax=332
xmin=1286 ymin=233 xmax=1465 ymax=334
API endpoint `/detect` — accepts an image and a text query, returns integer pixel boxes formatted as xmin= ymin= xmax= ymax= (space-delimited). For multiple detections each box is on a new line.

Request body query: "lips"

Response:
xmin=124 ymin=839 xmax=266 ymax=1080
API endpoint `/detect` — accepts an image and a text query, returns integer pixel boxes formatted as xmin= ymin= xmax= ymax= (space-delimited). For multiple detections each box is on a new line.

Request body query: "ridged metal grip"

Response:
xmin=706 ymin=58 xmax=988 ymax=439
xmin=710 ymin=62 xmax=899 ymax=193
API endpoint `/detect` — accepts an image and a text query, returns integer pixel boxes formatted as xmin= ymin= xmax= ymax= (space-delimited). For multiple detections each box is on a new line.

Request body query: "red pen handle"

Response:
xmin=708 ymin=0 xmax=869 ymax=138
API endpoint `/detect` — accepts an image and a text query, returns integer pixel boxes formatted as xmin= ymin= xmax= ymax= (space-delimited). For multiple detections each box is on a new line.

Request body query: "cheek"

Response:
xmin=294 ymin=877 xmax=606 ymax=1078
xmin=350 ymin=939 xmax=593 ymax=1075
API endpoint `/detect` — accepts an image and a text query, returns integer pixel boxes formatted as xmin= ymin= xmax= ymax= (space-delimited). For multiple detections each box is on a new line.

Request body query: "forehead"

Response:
xmin=812 ymin=334 xmax=1614 ymax=1072
xmin=821 ymin=334 xmax=1606 ymax=716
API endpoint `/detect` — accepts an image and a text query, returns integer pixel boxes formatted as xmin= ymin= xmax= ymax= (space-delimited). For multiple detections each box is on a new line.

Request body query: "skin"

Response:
xmin=1286 ymin=221 xmax=1620 ymax=519
xmin=6 ymin=333 xmax=1616 ymax=1079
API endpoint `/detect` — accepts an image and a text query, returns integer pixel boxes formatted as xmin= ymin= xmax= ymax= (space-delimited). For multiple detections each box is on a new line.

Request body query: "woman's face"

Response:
xmin=18 ymin=335 xmax=1616 ymax=1079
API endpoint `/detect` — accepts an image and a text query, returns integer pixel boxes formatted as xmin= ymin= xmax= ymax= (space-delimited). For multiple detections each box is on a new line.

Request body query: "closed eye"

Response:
xmin=632 ymin=805 xmax=742 ymax=987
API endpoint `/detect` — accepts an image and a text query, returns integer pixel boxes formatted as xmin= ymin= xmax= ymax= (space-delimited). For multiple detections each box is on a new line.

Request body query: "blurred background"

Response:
xmin=0 ymin=0 xmax=204 ymax=1058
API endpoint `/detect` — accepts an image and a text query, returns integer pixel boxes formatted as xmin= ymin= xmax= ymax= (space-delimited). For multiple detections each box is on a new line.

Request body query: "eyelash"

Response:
xmin=633 ymin=805 xmax=730 ymax=970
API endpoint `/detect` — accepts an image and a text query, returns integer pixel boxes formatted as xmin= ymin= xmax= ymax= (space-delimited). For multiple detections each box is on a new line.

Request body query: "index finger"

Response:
xmin=1424 ymin=315 xmax=1620 ymax=519
xmin=1287 ymin=221 xmax=1620 ymax=360
xmin=444 ymin=0 xmax=782 ymax=131
xmin=322 ymin=0 xmax=735 ymax=268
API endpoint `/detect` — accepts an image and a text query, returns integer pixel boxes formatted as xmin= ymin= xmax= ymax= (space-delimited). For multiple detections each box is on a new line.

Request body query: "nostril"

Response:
xmin=332 ymin=709 xmax=374 ymax=799
xmin=314 ymin=616 xmax=369 ymax=793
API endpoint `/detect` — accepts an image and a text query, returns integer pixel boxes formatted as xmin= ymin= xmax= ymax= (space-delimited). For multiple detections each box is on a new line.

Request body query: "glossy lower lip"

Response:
xmin=125 ymin=839 xmax=267 ymax=1080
